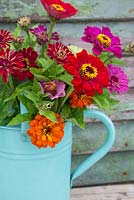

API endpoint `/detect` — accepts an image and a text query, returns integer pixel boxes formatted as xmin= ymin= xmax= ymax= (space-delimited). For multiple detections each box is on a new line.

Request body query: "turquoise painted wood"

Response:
xmin=0 ymin=109 xmax=115 ymax=199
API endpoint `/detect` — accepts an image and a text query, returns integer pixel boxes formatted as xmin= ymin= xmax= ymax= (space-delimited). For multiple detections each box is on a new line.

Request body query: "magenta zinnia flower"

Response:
xmin=108 ymin=64 xmax=129 ymax=94
xmin=81 ymin=26 xmax=122 ymax=58
xmin=39 ymin=80 xmax=66 ymax=100
xmin=30 ymin=24 xmax=59 ymax=44
xmin=0 ymin=48 xmax=24 ymax=82
xmin=47 ymin=42 xmax=73 ymax=64
xmin=0 ymin=29 xmax=14 ymax=49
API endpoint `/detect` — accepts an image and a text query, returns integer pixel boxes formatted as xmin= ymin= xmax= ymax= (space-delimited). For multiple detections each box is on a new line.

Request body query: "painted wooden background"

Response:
xmin=0 ymin=0 xmax=134 ymax=187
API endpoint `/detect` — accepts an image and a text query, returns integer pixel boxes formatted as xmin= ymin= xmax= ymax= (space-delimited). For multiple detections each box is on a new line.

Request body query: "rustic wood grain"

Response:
xmin=72 ymin=152 xmax=134 ymax=186
xmin=0 ymin=0 xmax=134 ymax=21
xmin=71 ymin=184 xmax=134 ymax=200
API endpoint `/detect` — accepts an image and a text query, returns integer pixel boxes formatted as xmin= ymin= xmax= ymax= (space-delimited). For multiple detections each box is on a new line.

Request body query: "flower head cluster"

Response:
xmin=0 ymin=0 xmax=129 ymax=149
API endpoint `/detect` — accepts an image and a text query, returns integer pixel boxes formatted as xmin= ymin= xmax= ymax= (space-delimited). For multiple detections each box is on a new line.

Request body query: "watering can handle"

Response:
xmin=70 ymin=109 xmax=115 ymax=187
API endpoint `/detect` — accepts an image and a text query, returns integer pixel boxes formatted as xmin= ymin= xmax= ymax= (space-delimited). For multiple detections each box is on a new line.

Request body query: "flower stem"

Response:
xmin=48 ymin=18 xmax=56 ymax=39
xmin=8 ymin=74 xmax=14 ymax=93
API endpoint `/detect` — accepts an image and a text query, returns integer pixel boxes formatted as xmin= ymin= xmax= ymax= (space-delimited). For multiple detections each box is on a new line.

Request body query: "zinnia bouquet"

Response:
xmin=0 ymin=0 xmax=129 ymax=149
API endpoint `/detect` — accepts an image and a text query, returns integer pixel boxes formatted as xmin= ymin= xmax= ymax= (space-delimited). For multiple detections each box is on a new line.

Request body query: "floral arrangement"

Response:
xmin=0 ymin=0 xmax=129 ymax=148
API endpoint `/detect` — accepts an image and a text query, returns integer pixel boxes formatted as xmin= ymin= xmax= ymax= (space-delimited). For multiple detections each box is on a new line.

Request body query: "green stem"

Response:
xmin=8 ymin=74 xmax=14 ymax=93
xmin=57 ymin=86 xmax=73 ymax=113
xmin=48 ymin=18 xmax=56 ymax=39
xmin=26 ymin=30 xmax=33 ymax=46
xmin=41 ymin=44 xmax=45 ymax=57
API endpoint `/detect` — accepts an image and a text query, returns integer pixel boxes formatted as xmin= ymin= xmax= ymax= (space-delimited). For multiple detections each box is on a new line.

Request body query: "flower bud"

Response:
xmin=130 ymin=42 xmax=134 ymax=53
xmin=18 ymin=16 xmax=31 ymax=27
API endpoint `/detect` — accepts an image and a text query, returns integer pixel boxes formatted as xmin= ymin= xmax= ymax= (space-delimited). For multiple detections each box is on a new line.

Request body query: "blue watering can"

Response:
xmin=0 ymin=109 xmax=115 ymax=200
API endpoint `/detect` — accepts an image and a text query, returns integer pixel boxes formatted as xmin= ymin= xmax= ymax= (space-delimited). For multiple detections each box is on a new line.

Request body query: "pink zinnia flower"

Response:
xmin=30 ymin=24 xmax=59 ymax=45
xmin=47 ymin=42 xmax=73 ymax=64
xmin=13 ymin=47 xmax=39 ymax=81
xmin=40 ymin=0 xmax=78 ymax=20
xmin=39 ymin=80 xmax=66 ymax=100
xmin=0 ymin=29 xmax=14 ymax=49
xmin=81 ymin=26 xmax=122 ymax=58
xmin=0 ymin=48 xmax=24 ymax=82
xmin=108 ymin=64 xmax=129 ymax=94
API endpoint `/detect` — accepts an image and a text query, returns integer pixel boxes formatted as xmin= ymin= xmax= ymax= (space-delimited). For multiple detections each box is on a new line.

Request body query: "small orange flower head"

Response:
xmin=70 ymin=91 xmax=92 ymax=109
xmin=27 ymin=114 xmax=65 ymax=148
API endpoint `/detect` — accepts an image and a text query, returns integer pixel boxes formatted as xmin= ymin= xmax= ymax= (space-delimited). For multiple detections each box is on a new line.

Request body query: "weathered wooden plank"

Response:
xmin=71 ymin=151 xmax=134 ymax=186
xmin=72 ymin=119 xmax=134 ymax=154
xmin=71 ymin=184 xmax=134 ymax=200
xmin=1 ymin=21 xmax=134 ymax=47
xmin=0 ymin=0 xmax=134 ymax=21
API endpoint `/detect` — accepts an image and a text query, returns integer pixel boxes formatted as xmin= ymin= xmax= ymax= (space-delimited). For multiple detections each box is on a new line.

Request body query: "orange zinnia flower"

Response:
xmin=70 ymin=91 xmax=92 ymax=109
xmin=27 ymin=114 xmax=65 ymax=148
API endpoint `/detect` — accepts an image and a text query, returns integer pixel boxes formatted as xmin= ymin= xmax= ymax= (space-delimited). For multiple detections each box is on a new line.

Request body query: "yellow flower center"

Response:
xmin=80 ymin=64 xmax=98 ymax=80
xmin=23 ymin=58 xmax=31 ymax=71
xmin=97 ymin=34 xmax=111 ymax=48
xmin=52 ymin=4 xmax=65 ymax=11
xmin=45 ymin=82 xmax=56 ymax=91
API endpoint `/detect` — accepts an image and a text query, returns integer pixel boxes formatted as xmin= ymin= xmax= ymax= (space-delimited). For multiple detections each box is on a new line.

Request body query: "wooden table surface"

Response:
xmin=71 ymin=184 xmax=134 ymax=200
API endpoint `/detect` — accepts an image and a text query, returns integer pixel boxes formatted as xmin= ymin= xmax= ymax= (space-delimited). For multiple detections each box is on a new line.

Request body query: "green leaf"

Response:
xmin=57 ymin=73 xmax=73 ymax=85
xmin=39 ymin=110 xmax=57 ymax=123
xmin=30 ymin=68 xmax=49 ymax=81
xmin=13 ymin=25 xmax=21 ymax=37
xmin=61 ymin=103 xmax=71 ymax=119
xmin=68 ymin=108 xmax=85 ymax=128
xmin=93 ymin=90 xmax=119 ymax=110
xmin=37 ymin=58 xmax=50 ymax=69
xmin=106 ymin=57 xmax=127 ymax=66
xmin=99 ymin=52 xmax=109 ymax=62
xmin=8 ymin=113 xmax=31 ymax=126
xmin=4 ymin=81 xmax=32 ymax=102
xmin=56 ymin=65 xmax=65 ymax=75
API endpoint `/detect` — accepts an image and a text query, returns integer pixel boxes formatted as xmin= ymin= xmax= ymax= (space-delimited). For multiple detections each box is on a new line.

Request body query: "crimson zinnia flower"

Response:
xmin=13 ymin=47 xmax=38 ymax=81
xmin=47 ymin=42 xmax=73 ymax=64
xmin=64 ymin=49 xmax=109 ymax=97
xmin=0 ymin=48 xmax=24 ymax=82
xmin=27 ymin=114 xmax=65 ymax=148
xmin=0 ymin=29 xmax=14 ymax=49
xmin=40 ymin=0 xmax=78 ymax=19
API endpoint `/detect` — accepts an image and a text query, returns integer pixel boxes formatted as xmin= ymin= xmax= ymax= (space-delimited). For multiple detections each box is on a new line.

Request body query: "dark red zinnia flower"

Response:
xmin=0 ymin=29 xmax=14 ymax=49
xmin=13 ymin=47 xmax=39 ymax=81
xmin=47 ymin=42 xmax=73 ymax=64
xmin=0 ymin=48 xmax=24 ymax=82
xmin=40 ymin=0 xmax=78 ymax=19
xmin=64 ymin=49 xmax=109 ymax=97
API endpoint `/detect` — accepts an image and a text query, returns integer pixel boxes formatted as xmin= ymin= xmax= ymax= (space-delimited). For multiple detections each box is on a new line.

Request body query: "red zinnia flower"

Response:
xmin=27 ymin=114 xmax=65 ymax=148
xmin=40 ymin=0 xmax=78 ymax=19
xmin=47 ymin=42 xmax=73 ymax=64
xmin=13 ymin=47 xmax=39 ymax=81
xmin=0 ymin=48 xmax=24 ymax=82
xmin=0 ymin=29 xmax=14 ymax=49
xmin=64 ymin=49 xmax=109 ymax=97
xmin=70 ymin=91 xmax=92 ymax=109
